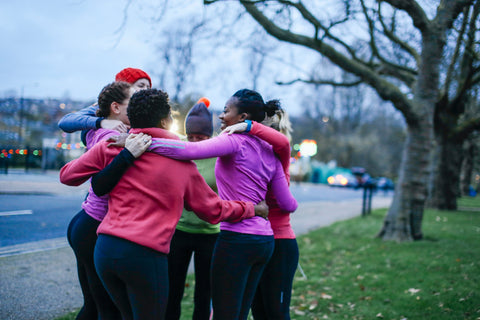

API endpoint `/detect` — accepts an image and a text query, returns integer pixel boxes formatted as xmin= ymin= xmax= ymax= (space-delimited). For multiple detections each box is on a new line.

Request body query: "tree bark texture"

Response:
xmin=429 ymin=134 xmax=463 ymax=210
xmin=377 ymin=115 xmax=433 ymax=241
xmin=460 ymin=139 xmax=475 ymax=195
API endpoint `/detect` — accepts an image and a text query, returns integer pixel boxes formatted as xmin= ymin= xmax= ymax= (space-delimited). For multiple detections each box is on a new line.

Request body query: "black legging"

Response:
xmin=211 ymin=231 xmax=274 ymax=320
xmin=166 ymin=230 xmax=218 ymax=320
xmin=66 ymin=209 xmax=120 ymax=320
xmin=251 ymin=238 xmax=299 ymax=320
xmin=94 ymin=234 xmax=169 ymax=320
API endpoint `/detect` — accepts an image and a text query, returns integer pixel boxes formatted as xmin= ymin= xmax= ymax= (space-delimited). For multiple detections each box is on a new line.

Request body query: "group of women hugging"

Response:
xmin=59 ymin=67 xmax=299 ymax=320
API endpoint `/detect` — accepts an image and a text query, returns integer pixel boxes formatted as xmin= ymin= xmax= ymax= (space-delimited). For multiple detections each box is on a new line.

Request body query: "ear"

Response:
xmin=159 ymin=117 xmax=169 ymax=129
xmin=238 ymin=112 xmax=248 ymax=122
xmin=111 ymin=102 xmax=121 ymax=115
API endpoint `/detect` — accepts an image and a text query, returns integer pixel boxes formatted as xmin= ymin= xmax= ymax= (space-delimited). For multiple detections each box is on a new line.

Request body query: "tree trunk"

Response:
xmin=429 ymin=134 xmax=463 ymax=209
xmin=377 ymin=118 xmax=433 ymax=241
xmin=460 ymin=139 xmax=475 ymax=195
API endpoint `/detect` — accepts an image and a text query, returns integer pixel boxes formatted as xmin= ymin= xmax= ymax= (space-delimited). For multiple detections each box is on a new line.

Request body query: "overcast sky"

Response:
xmin=1 ymin=0 xmax=318 ymax=116
xmin=1 ymin=0 xmax=157 ymax=99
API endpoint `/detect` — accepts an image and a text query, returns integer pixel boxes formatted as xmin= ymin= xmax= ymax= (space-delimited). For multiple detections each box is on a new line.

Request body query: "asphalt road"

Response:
xmin=0 ymin=184 xmax=391 ymax=247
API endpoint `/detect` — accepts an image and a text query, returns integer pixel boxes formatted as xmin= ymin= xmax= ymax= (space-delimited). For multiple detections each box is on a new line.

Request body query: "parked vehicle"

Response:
xmin=327 ymin=173 xmax=358 ymax=188
xmin=374 ymin=177 xmax=395 ymax=190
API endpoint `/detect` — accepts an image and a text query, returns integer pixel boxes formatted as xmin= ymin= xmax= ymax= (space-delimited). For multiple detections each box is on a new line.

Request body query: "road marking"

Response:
xmin=0 ymin=237 xmax=68 ymax=257
xmin=0 ymin=210 xmax=33 ymax=217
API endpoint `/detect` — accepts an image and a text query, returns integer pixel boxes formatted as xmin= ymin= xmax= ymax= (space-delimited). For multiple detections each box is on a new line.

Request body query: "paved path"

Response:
xmin=0 ymin=171 xmax=392 ymax=320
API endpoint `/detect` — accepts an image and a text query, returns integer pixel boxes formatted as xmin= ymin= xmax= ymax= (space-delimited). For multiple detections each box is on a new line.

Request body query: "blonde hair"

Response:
xmin=263 ymin=108 xmax=293 ymax=142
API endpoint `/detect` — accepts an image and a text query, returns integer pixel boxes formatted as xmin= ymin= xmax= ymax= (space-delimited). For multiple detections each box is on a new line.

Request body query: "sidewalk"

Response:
xmin=0 ymin=171 xmax=392 ymax=320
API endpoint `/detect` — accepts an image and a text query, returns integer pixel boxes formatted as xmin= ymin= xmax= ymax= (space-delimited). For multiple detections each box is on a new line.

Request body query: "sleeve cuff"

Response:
xmin=95 ymin=117 xmax=104 ymax=129
xmin=120 ymin=148 xmax=136 ymax=165
xmin=245 ymin=120 xmax=252 ymax=133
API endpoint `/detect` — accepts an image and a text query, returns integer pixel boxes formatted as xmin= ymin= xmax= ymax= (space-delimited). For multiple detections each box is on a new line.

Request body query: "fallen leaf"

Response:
xmin=407 ymin=288 xmax=421 ymax=295
xmin=320 ymin=292 xmax=332 ymax=299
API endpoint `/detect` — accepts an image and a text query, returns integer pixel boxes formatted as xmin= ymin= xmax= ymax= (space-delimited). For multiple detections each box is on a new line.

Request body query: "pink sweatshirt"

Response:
xmin=149 ymin=132 xmax=298 ymax=236
xmin=249 ymin=122 xmax=296 ymax=239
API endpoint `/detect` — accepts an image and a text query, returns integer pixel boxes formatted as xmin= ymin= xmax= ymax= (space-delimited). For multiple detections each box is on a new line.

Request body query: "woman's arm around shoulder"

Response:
xmin=59 ymin=142 xmax=117 ymax=186
xmin=58 ymin=104 xmax=101 ymax=133
xmin=269 ymin=158 xmax=298 ymax=212
xmin=148 ymin=133 xmax=238 ymax=160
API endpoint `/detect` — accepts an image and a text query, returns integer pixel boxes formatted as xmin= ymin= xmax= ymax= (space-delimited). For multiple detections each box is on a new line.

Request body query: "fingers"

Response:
xmin=221 ymin=123 xmax=248 ymax=135
xmin=125 ymin=133 xmax=152 ymax=158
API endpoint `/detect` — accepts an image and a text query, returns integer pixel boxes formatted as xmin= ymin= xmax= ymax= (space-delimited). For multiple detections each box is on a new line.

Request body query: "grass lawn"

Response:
xmin=56 ymin=197 xmax=480 ymax=320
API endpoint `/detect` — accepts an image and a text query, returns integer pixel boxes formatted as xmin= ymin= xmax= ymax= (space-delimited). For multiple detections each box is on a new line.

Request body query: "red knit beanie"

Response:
xmin=115 ymin=68 xmax=152 ymax=87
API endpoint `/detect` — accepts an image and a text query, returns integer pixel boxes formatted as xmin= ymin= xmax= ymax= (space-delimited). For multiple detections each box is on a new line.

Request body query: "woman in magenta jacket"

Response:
xmin=145 ymin=89 xmax=298 ymax=320
xmin=224 ymin=109 xmax=298 ymax=319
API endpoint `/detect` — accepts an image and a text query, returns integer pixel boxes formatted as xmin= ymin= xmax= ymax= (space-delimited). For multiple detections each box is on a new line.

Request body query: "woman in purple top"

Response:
xmin=147 ymin=89 xmax=298 ymax=320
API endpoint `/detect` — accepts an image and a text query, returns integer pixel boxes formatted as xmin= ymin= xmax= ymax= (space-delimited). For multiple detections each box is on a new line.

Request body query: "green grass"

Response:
xmin=56 ymin=197 xmax=480 ymax=320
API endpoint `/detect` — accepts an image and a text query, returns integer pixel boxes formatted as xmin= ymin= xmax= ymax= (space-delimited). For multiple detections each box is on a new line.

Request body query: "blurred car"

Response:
xmin=374 ymin=177 xmax=395 ymax=190
xmin=327 ymin=173 xmax=358 ymax=188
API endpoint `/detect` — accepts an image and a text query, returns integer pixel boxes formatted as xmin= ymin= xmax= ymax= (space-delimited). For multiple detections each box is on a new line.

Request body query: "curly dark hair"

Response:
xmin=232 ymin=89 xmax=282 ymax=122
xmin=96 ymin=81 xmax=132 ymax=118
xmin=127 ymin=88 xmax=171 ymax=128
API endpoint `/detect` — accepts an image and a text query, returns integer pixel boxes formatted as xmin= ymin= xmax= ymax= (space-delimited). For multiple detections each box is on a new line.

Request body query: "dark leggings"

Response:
xmin=251 ymin=238 xmax=299 ymax=320
xmin=211 ymin=231 xmax=274 ymax=320
xmin=94 ymin=234 xmax=169 ymax=320
xmin=66 ymin=210 xmax=120 ymax=320
xmin=166 ymin=230 xmax=218 ymax=320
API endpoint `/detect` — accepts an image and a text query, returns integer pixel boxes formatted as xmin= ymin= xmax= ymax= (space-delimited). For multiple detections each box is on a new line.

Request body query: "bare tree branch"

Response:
xmin=448 ymin=0 xmax=480 ymax=109
xmin=361 ymin=0 xmax=417 ymax=87
xmin=377 ymin=2 xmax=420 ymax=64
xmin=380 ymin=0 xmax=430 ymax=32
xmin=239 ymin=0 xmax=416 ymax=122
xmin=443 ymin=6 xmax=470 ymax=96
xmin=453 ymin=116 xmax=480 ymax=141
xmin=276 ymin=78 xmax=363 ymax=87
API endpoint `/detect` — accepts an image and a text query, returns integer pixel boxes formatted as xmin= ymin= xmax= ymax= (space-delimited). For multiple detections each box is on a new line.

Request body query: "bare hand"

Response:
xmin=106 ymin=133 xmax=129 ymax=148
xmin=254 ymin=200 xmax=269 ymax=219
xmin=221 ymin=122 xmax=248 ymax=135
xmin=101 ymin=119 xmax=130 ymax=133
xmin=125 ymin=133 xmax=152 ymax=158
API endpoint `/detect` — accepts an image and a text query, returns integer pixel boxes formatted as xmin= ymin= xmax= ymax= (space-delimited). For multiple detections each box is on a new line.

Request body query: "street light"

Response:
xmin=17 ymin=83 xmax=39 ymax=145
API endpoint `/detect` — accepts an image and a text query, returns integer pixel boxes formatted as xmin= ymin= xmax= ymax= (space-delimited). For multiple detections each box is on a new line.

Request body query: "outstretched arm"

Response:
xmin=269 ymin=159 xmax=298 ymax=212
xmin=58 ymin=104 xmax=128 ymax=133
xmin=58 ymin=104 xmax=102 ymax=133
xmin=223 ymin=121 xmax=291 ymax=180
xmin=148 ymin=134 xmax=237 ymax=160
xmin=59 ymin=142 xmax=112 ymax=186
xmin=183 ymin=168 xmax=256 ymax=224
xmin=249 ymin=122 xmax=291 ymax=177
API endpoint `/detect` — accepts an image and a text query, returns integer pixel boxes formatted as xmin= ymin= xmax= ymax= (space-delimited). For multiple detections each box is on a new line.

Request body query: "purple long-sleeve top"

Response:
xmin=80 ymin=128 xmax=118 ymax=221
xmin=149 ymin=132 xmax=298 ymax=236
